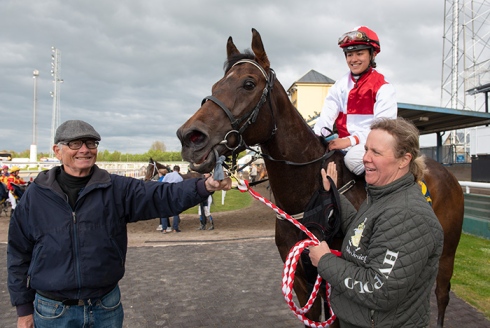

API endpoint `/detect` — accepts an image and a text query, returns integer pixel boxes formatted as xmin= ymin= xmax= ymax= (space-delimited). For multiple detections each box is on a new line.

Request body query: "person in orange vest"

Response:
xmin=6 ymin=166 xmax=26 ymax=216
xmin=0 ymin=166 xmax=9 ymax=205
xmin=6 ymin=166 xmax=26 ymax=190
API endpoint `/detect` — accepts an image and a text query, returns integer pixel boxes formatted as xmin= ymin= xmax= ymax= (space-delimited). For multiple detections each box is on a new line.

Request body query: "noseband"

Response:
xmin=201 ymin=59 xmax=277 ymax=156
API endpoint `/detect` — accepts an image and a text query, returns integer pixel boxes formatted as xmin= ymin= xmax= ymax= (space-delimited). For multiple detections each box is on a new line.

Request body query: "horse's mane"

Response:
xmin=223 ymin=51 xmax=255 ymax=72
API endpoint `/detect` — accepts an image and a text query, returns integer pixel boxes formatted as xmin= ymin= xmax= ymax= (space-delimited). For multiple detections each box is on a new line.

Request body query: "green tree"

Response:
xmin=150 ymin=141 xmax=166 ymax=152
xmin=110 ymin=151 xmax=122 ymax=161
xmin=97 ymin=149 xmax=111 ymax=161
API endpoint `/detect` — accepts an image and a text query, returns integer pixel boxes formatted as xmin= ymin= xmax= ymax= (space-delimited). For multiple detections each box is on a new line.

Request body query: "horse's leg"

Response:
xmin=434 ymin=203 xmax=463 ymax=328
xmin=424 ymin=164 xmax=464 ymax=328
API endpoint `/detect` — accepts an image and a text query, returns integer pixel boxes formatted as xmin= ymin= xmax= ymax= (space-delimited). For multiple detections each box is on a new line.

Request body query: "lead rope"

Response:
xmin=235 ymin=178 xmax=341 ymax=328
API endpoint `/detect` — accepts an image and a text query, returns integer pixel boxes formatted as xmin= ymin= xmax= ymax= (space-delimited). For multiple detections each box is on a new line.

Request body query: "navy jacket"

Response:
xmin=8 ymin=165 xmax=210 ymax=315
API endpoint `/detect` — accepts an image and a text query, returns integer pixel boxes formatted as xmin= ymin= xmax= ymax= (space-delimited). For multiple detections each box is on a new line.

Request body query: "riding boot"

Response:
xmin=207 ymin=216 xmax=214 ymax=230
xmin=198 ymin=215 xmax=207 ymax=230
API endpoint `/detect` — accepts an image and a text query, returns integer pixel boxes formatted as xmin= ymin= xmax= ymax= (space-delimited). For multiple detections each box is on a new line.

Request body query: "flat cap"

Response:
xmin=54 ymin=120 xmax=101 ymax=143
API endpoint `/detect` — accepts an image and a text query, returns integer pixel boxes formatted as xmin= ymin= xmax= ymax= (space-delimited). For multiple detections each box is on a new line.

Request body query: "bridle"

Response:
xmin=146 ymin=160 xmax=159 ymax=181
xmin=200 ymin=59 xmax=277 ymax=170
xmin=201 ymin=58 xmax=333 ymax=172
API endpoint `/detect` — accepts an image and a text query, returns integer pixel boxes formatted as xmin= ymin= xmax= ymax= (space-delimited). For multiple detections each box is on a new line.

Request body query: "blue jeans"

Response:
xmin=162 ymin=215 xmax=180 ymax=230
xmin=160 ymin=217 xmax=170 ymax=228
xmin=34 ymin=285 xmax=124 ymax=328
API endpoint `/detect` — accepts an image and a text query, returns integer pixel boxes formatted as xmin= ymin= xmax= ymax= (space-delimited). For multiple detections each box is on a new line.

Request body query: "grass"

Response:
xmin=182 ymin=188 xmax=252 ymax=215
xmin=451 ymin=233 xmax=490 ymax=319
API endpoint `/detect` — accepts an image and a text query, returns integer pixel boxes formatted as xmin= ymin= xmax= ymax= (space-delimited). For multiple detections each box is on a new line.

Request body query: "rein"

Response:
xmin=236 ymin=178 xmax=339 ymax=328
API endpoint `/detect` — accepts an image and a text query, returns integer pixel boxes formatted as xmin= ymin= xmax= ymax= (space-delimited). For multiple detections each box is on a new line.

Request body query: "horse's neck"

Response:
xmin=260 ymin=99 xmax=326 ymax=214
xmin=265 ymin=87 xmax=322 ymax=159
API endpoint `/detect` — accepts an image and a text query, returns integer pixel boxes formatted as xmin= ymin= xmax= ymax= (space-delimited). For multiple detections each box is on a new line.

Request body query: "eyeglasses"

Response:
xmin=338 ymin=31 xmax=370 ymax=46
xmin=60 ymin=139 xmax=99 ymax=150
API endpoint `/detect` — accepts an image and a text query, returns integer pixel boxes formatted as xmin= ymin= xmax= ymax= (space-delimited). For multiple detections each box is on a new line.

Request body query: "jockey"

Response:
xmin=313 ymin=26 xmax=398 ymax=175
xmin=5 ymin=166 xmax=26 ymax=216
xmin=6 ymin=166 xmax=26 ymax=192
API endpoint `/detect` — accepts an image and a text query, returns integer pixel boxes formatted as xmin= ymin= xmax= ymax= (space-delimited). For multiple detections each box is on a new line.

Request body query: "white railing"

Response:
xmin=1 ymin=161 xmax=190 ymax=181
xmin=459 ymin=181 xmax=490 ymax=193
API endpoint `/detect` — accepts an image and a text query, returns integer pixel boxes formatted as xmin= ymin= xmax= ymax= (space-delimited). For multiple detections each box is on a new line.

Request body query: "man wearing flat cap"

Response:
xmin=7 ymin=120 xmax=232 ymax=328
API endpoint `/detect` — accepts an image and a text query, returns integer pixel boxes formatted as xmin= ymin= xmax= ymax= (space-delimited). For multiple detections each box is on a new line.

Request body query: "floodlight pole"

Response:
xmin=49 ymin=47 xmax=63 ymax=158
xmin=30 ymin=70 xmax=39 ymax=166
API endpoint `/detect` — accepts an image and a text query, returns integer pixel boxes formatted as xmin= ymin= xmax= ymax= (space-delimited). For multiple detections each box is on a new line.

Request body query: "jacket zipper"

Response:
xmin=26 ymin=245 xmax=43 ymax=288
xmin=72 ymin=211 xmax=83 ymax=293
xmin=370 ymin=309 xmax=375 ymax=327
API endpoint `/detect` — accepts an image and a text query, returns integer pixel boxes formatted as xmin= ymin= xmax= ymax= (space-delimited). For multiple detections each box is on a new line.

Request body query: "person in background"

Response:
xmin=157 ymin=168 xmax=168 ymax=182
xmin=2 ymin=164 xmax=10 ymax=177
xmin=156 ymin=168 xmax=169 ymax=231
xmin=0 ymin=165 xmax=11 ymax=214
xmin=309 ymin=117 xmax=443 ymax=327
xmin=313 ymin=26 xmax=397 ymax=175
xmin=161 ymin=165 xmax=184 ymax=233
xmin=249 ymin=163 xmax=257 ymax=183
xmin=197 ymin=194 xmax=214 ymax=230
xmin=4 ymin=166 xmax=26 ymax=217
xmin=7 ymin=120 xmax=231 ymax=328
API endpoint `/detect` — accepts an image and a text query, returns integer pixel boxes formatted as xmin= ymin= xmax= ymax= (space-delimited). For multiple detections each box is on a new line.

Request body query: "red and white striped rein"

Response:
xmin=236 ymin=179 xmax=339 ymax=327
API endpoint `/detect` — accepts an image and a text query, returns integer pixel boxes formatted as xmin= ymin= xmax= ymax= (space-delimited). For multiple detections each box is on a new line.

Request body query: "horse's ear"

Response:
xmin=251 ymin=28 xmax=270 ymax=71
xmin=227 ymin=36 xmax=240 ymax=59
xmin=149 ymin=157 xmax=153 ymax=162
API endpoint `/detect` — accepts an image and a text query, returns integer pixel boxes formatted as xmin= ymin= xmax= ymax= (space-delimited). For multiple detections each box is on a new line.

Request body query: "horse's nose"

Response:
xmin=176 ymin=126 xmax=186 ymax=145
xmin=177 ymin=126 xmax=208 ymax=149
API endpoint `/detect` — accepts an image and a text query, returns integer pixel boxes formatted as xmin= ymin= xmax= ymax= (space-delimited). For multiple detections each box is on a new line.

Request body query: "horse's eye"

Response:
xmin=244 ymin=80 xmax=256 ymax=90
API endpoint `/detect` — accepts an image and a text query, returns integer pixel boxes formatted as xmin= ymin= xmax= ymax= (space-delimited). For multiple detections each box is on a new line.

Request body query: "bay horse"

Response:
xmin=144 ymin=158 xmax=171 ymax=181
xmin=144 ymin=158 xmax=203 ymax=181
xmin=177 ymin=28 xmax=464 ymax=328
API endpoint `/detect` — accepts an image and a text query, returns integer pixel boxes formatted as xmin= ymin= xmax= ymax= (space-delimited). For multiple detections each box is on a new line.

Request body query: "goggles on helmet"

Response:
xmin=338 ymin=30 xmax=378 ymax=47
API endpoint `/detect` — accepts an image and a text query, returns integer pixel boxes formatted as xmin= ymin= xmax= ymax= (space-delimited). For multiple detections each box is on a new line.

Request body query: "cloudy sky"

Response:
xmin=1 ymin=0 xmax=448 ymax=154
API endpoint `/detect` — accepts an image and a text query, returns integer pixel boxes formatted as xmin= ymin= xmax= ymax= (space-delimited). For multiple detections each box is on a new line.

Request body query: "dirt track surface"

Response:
xmin=126 ymin=183 xmax=276 ymax=247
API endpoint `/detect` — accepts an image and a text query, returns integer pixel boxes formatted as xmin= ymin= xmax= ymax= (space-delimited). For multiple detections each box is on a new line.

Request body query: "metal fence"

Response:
xmin=420 ymin=145 xmax=471 ymax=164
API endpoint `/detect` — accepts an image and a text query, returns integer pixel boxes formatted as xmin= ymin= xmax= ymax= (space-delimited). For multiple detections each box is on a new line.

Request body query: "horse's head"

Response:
xmin=177 ymin=28 xmax=278 ymax=173
xmin=144 ymin=158 xmax=157 ymax=181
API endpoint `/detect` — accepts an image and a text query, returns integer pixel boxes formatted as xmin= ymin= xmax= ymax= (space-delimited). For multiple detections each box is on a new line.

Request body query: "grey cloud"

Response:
xmin=0 ymin=0 xmax=448 ymax=154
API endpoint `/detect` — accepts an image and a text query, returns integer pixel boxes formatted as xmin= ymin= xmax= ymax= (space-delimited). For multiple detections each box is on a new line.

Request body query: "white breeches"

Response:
xmin=198 ymin=196 xmax=212 ymax=216
xmin=8 ymin=191 xmax=17 ymax=210
xmin=344 ymin=144 xmax=365 ymax=175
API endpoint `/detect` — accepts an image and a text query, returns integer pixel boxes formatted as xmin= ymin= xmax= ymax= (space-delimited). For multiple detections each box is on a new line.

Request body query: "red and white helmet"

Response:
xmin=338 ymin=26 xmax=381 ymax=54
